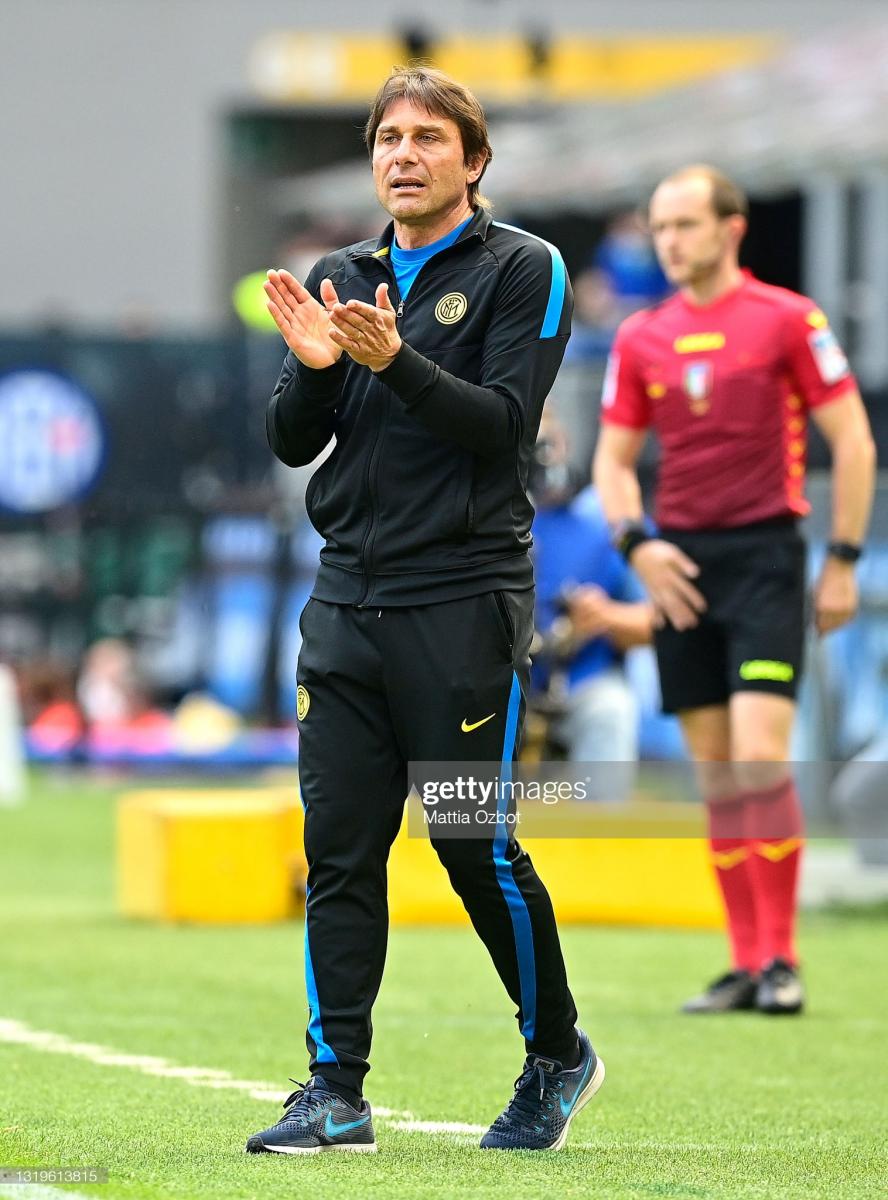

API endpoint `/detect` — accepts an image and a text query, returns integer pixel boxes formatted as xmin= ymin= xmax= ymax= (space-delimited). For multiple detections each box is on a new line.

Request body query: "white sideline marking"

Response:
xmin=388 ymin=1119 xmax=486 ymax=1135
xmin=0 ymin=1019 xmax=281 ymax=1104
xmin=0 ymin=1018 xmax=486 ymax=1135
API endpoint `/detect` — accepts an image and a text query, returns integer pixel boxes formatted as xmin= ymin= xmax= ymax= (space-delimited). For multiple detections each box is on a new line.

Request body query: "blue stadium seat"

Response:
xmin=202 ymin=516 xmax=279 ymax=714
xmin=205 ymin=572 xmax=274 ymax=713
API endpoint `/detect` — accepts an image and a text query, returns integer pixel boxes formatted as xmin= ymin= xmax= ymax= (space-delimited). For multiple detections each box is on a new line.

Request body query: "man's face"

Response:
xmin=372 ymin=98 xmax=481 ymax=226
xmin=648 ymin=176 xmax=740 ymax=287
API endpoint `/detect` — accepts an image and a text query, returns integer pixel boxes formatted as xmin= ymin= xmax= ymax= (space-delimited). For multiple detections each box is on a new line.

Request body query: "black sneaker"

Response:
xmin=245 ymin=1077 xmax=376 ymax=1155
xmin=681 ymin=970 xmax=758 ymax=1014
xmin=479 ymin=1029 xmax=605 ymax=1151
xmin=756 ymin=958 xmax=804 ymax=1015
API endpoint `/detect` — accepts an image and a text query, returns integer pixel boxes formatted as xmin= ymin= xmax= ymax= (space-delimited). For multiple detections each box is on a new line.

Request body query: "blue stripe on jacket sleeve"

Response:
xmin=493 ymin=221 xmax=567 ymax=340
xmin=540 ymin=248 xmax=566 ymax=339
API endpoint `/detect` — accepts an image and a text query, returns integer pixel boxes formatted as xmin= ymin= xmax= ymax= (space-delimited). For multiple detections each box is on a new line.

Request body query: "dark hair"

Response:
xmin=656 ymin=164 xmax=749 ymax=219
xmin=364 ymin=66 xmax=493 ymax=209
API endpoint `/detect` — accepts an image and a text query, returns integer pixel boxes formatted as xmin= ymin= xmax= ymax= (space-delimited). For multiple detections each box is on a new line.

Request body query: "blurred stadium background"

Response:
xmin=3 ymin=0 xmax=888 ymax=780
xmin=1 ymin=4 xmax=887 ymax=1196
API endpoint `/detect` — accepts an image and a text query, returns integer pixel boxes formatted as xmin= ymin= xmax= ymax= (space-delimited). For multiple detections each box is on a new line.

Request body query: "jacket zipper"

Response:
xmin=356 ymin=260 xmax=402 ymax=607
xmin=349 ymin=230 xmax=476 ymax=604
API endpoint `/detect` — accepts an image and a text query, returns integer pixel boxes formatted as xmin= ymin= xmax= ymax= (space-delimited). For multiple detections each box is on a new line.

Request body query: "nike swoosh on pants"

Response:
xmin=461 ymin=713 xmax=496 ymax=732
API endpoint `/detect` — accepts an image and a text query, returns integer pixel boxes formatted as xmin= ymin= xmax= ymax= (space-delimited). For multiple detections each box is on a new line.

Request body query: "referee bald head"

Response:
xmin=648 ymin=164 xmax=749 ymax=290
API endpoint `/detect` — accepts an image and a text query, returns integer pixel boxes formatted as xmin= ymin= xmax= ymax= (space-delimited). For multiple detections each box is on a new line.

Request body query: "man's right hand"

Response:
xmin=630 ymin=539 xmax=706 ymax=631
xmin=264 ymin=270 xmax=342 ymax=369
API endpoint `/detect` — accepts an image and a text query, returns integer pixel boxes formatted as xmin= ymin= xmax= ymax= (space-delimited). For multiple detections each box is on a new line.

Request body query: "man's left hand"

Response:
xmin=328 ymin=283 xmax=402 ymax=373
xmin=813 ymin=556 xmax=859 ymax=634
xmin=566 ymin=585 xmax=613 ymax=640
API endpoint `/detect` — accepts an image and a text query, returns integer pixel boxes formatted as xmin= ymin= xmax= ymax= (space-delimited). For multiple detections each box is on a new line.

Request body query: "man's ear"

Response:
xmin=728 ymin=213 xmax=748 ymax=248
xmin=465 ymin=151 xmax=488 ymax=184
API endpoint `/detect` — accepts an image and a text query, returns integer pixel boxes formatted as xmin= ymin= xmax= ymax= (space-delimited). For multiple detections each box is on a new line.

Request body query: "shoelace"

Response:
xmin=500 ymin=1063 xmax=564 ymax=1129
xmin=280 ymin=1079 xmax=330 ymax=1122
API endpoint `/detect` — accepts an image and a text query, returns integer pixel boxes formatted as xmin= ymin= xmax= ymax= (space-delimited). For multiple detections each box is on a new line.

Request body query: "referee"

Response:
xmin=594 ymin=165 xmax=876 ymax=1016
xmin=247 ymin=67 xmax=603 ymax=1156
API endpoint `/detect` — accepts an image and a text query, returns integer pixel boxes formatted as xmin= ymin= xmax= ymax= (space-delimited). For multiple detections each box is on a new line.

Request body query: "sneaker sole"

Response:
xmin=550 ymin=1054 xmax=606 ymax=1152
xmin=246 ymin=1142 xmax=377 ymax=1155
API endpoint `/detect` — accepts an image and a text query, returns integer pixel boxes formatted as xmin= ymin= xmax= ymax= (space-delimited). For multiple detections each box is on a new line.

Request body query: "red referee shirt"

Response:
xmin=601 ymin=271 xmax=857 ymax=530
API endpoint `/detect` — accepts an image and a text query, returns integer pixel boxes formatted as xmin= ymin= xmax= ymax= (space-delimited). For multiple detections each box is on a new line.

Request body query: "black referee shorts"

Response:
xmin=653 ymin=518 xmax=807 ymax=715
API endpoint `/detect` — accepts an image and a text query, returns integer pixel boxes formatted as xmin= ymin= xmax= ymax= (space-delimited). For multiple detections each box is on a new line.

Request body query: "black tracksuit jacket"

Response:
xmin=266 ymin=207 xmax=573 ymax=606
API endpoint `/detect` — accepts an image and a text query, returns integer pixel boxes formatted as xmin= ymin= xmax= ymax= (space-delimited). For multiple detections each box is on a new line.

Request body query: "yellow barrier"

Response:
xmin=116 ymin=790 xmax=722 ymax=929
xmin=116 ymin=790 xmax=303 ymax=924
xmin=391 ymin=803 xmax=723 ymax=929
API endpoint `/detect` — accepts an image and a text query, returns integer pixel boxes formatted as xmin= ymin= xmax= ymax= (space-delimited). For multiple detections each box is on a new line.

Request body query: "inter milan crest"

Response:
xmin=682 ymin=361 xmax=713 ymax=415
xmin=434 ymin=292 xmax=468 ymax=325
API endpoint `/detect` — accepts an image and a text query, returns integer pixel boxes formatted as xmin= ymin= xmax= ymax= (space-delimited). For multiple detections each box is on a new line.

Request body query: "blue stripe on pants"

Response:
xmin=492 ymin=670 xmax=537 ymax=1041
xmin=304 ymin=884 xmax=339 ymax=1065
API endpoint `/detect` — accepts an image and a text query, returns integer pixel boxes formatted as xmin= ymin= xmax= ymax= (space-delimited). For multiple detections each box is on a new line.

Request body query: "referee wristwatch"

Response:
xmin=826 ymin=540 xmax=863 ymax=564
xmin=611 ymin=518 xmax=652 ymax=563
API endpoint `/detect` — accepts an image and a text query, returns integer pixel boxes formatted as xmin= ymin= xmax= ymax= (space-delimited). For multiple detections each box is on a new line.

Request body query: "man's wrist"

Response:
xmin=289 ymin=348 xmax=343 ymax=371
xmin=826 ymin=540 xmax=863 ymax=564
xmin=371 ymin=339 xmax=404 ymax=375
xmin=610 ymin=518 xmax=652 ymax=563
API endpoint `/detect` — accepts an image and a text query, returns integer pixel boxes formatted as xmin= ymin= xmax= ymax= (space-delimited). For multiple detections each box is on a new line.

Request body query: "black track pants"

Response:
xmin=295 ymin=589 xmax=579 ymax=1093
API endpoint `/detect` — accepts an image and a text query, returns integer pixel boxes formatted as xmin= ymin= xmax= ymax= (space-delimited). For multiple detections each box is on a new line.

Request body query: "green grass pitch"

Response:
xmin=0 ymin=773 xmax=885 ymax=1199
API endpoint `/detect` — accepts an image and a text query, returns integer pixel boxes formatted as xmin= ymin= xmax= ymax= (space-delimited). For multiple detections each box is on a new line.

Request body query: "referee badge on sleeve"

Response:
xmin=682 ymin=361 xmax=713 ymax=415
xmin=601 ymin=352 xmax=619 ymax=408
xmin=807 ymin=327 xmax=849 ymax=385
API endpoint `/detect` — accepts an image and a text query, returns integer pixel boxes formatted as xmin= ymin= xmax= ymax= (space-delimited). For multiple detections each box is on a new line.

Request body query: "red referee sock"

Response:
xmin=744 ymin=778 xmax=804 ymax=969
xmin=706 ymin=797 xmax=759 ymax=974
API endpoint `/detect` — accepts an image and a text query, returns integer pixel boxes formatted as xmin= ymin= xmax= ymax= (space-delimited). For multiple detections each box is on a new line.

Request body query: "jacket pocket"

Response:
xmin=460 ymin=466 xmax=476 ymax=539
xmin=304 ymin=465 xmax=330 ymax=534
xmin=446 ymin=454 xmax=475 ymax=542
xmin=465 ymin=487 xmax=476 ymax=536
xmin=490 ymin=589 xmax=516 ymax=655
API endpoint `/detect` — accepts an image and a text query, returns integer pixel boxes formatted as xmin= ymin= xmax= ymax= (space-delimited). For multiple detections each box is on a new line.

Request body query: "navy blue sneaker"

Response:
xmin=245 ymin=1077 xmax=376 ymax=1155
xmin=480 ymin=1030 xmax=605 ymax=1151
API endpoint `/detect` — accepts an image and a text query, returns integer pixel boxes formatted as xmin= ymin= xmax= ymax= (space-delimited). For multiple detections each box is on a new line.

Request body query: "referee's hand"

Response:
xmin=629 ymin=540 xmax=706 ymax=632
xmin=813 ymin=557 xmax=859 ymax=635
